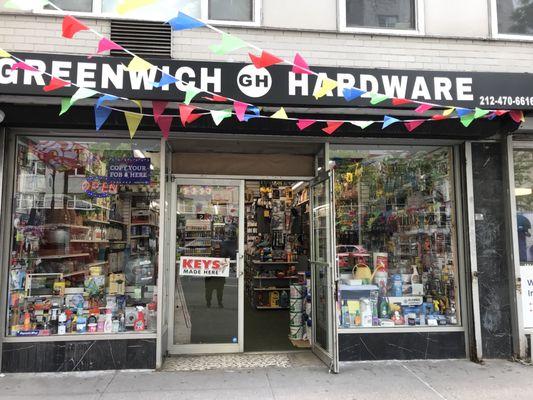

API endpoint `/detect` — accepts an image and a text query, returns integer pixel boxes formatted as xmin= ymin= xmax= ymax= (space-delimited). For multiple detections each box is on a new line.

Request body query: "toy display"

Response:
xmin=333 ymin=148 xmax=459 ymax=328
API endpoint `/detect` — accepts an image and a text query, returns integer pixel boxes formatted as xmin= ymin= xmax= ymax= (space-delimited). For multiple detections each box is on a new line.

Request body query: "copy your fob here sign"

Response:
xmin=179 ymin=257 xmax=231 ymax=277
xmin=520 ymin=264 xmax=533 ymax=328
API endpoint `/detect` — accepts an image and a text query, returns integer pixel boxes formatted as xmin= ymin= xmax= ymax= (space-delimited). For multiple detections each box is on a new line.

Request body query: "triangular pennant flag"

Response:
xmin=322 ymin=121 xmax=343 ymax=135
xmin=43 ymin=77 xmax=69 ymax=92
xmin=487 ymin=112 xmax=498 ymax=121
xmin=125 ymin=112 xmax=143 ymax=139
xmin=97 ymin=37 xmax=123 ymax=54
xmin=495 ymin=110 xmax=510 ymax=116
xmin=249 ymin=51 xmax=283 ymax=69
xmin=510 ymin=110 xmax=525 ymax=123
xmin=414 ymin=103 xmax=433 ymax=113
xmin=392 ymin=98 xmax=412 ymax=106
xmin=179 ymin=104 xmax=201 ymax=126
xmin=94 ymin=105 xmax=112 ymax=131
xmin=59 ymin=98 xmax=72 ymax=116
xmin=204 ymin=94 xmax=227 ymax=102
xmin=96 ymin=94 xmax=118 ymax=109
xmin=125 ymin=56 xmax=153 ymax=72
xmin=184 ymin=86 xmax=202 ymax=105
xmin=70 ymin=87 xmax=98 ymax=105
xmin=370 ymin=93 xmax=389 ymax=105
xmin=474 ymin=107 xmax=490 ymax=119
xmin=343 ymin=88 xmax=366 ymax=102
xmin=0 ymin=48 xmax=11 ymax=58
xmin=432 ymin=114 xmax=447 ymax=121
xmin=351 ymin=121 xmax=374 ymax=129
xmin=271 ymin=107 xmax=288 ymax=120
xmin=243 ymin=106 xmax=260 ymax=121
xmin=210 ymin=109 xmax=232 ymax=126
xmin=292 ymin=53 xmax=311 ymax=74
xmin=210 ymin=33 xmax=247 ymax=56
xmin=152 ymin=101 xmax=168 ymax=122
xmin=297 ymin=119 xmax=316 ymax=131
xmin=62 ymin=16 xmax=90 ymax=39
xmin=152 ymin=73 xmax=178 ymax=88
xmin=156 ymin=116 xmax=173 ymax=139
xmin=314 ymin=78 xmax=338 ymax=99
xmin=234 ymin=101 xmax=249 ymax=122
xmin=167 ymin=12 xmax=206 ymax=30
xmin=404 ymin=120 xmax=425 ymax=132
xmin=117 ymin=0 xmax=156 ymax=15
xmin=383 ymin=116 xmax=400 ymax=129
xmin=460 ymin=114 xmax=476 ymax=127
xmin=443 ymin=107 xmax=455 ymax=117
xmin=11 ymin=61 xmax=38 ymax=71
xmin=456 ymin=108 xmax=472 ymax=117
xmin=5 ymin=0 xmax=49 ymax=10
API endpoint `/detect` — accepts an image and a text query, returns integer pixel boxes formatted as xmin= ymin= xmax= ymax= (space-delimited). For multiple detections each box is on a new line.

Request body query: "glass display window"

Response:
xmin=330 ymin=146 xmax=460 ymax=329
xmin=7 ymin=136 xmax=161 ymax=337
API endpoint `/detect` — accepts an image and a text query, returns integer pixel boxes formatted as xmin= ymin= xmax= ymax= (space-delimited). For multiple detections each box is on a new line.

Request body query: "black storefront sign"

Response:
xmin=1 ymin=52 xmax=532 ymax=110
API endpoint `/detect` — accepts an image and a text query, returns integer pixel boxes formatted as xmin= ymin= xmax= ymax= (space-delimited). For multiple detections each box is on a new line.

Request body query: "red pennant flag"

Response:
xmin=392 ymin=98 xmax=412 ymax=106
xmin=234 ymin=101 xmax=248 ymax=122
xmin=249 ymin=51 xmax=283 ymax=69
xmin=43 ymin=77 xmax=69 ymax=92
xmin=297 ymin=119 xmax=316 ymax=131
xmin=203 ymin=94 xmax=227 ymax=102
xmin=414 ymin=103 xmax=433 ymax=113
xmin=179 ymin=104 xmax=201 ymax=126
xmin=157 ymin=116 xmax=173 ymax=139
xmin=509 ymin=110 xmax=525 ymax=123
xmin=404 ymin=120 xmax=425 ymax=132
xmin=152 ymin=101 xmax=168 ymax=122
xmin=62 ymin=16 xmax=90 ymax=39
xmin=432 ymin=114 xmax=447 ymax=120
xmin=495 ymin=110 xmax=509 ymax=116
xmin=292 ymin=53 xmax=310 ymax=74
xmin=322 ymin=121 xmax=343 ymax=135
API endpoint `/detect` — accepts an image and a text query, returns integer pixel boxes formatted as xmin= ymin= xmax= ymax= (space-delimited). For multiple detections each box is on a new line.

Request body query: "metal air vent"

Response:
xmin=110 ymin=20 xmax=171 ymax=58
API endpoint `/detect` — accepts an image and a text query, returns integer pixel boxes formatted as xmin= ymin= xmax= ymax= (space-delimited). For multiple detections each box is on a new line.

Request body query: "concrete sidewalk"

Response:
xmin=0 ymin=359 xmax=532 ymax=400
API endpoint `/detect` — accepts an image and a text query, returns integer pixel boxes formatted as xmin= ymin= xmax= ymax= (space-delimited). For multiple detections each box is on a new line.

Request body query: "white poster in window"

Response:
xmin=520 ymin=264 xmax=533 ymax=328
xmin=179 ymin=257 xmax=231 ymax=277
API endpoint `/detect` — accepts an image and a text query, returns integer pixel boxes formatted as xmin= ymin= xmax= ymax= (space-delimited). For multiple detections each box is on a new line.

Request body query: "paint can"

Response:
xmin=289 ymin=324 xmax=304 ymax=340
xmin=290 ymin=297 xmax=304 ymax=312
xmin=289 ymin=311 xmax=303 ymax=326
xmin=290 ymin=284 xmax=305 ymax=299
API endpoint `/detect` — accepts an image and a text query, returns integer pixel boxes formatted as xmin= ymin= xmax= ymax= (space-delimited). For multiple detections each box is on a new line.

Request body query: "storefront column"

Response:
xmin=0 ymin=127 xmax=6 ymax=367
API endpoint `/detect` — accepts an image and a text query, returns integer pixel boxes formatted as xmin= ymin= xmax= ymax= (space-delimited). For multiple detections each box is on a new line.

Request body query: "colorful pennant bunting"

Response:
xmin=94 ymin=105 xmax=112 ymax=131
xmin=474 ymin=107 xmax=490 ymax=119
xmin=184 ymin=87 xmax=202 ymax=105
xmin=116 ymin=0 xmax=156 ymax=15
xmin=297 ymin=119 xmax=316 ymax=131
xmin=125 ymin=56 xmax=153 ymax=72
xmin=43 ymin=77 xmax=69 ymax=92
xmin=210 ymin=33 xmax=247 ymax=56
xmin=152 ymin=101 xmax=168 ymax=122
xmin=96 ymin=94 xmax=118 ymax=109
xmin=292 ymin=53 xmax=310 ymax=74
xmin=62 ymin=16 xmax=90 ymax=39
xmin=11 ymin=61 xmax=38 ymax=72
xmin=404 ymin=120 xmax=425 ymax=132
xmin=125 ymin=111 xmax=143 ymax=138
xmin=152 ymin=73 xmax=178 ymax=88
xmin=97 ymin=38 xmax=124 ymax=54
xmin=249 ymin=51 xmax=283 ymax=69
xmin=383 ymin=116 xmax=400 ymax=129
xmin=370 ymin=93 xmax=389 ymax=105
xmin=234 ymin=101 xmax=249 ymax=122
xmin=343 ymin=88 xmax=366 ymax=102
xmin=179 ymin=104 xmax=201 ymax=126
xmin=510 ymin=110 xmax=525 ymax=123
xmin=322 ymin=121 xmax=343 ymax=135
xmin=351 ymin=121 xmax=374 ymax=130
xmin=0 ymin=48 xmax=11 ymax=58
xmin=156 ymin=116 xmax=173 ymax=139
xmin=460 ymin=114 xmax=476 ymax=127
xmin=314 ymin=77 xmax=338 ymax=99
xmin=167 ymin=12 xmax=206 ymax=31
xmin=414 ymin=104 xmax=433 ymax=113
xmin=70 ymin=87 xmax=98 ymax=105
xmin=59 ymin=98 xmax=72 ymax=116
xmin=210 ymin=109 xmax=233 ymax=126
xmin=392 ymin=98 xmax=412 ymax=106
xmin=271 ymin=107 xmax=288 ymax=120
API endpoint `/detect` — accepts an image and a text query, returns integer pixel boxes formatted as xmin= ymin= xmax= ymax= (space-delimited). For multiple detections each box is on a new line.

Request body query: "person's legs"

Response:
xmin=205 ymin=278 xmax=214 ymax=307
xmin=215 ymin=278 xmax=225 ymax=307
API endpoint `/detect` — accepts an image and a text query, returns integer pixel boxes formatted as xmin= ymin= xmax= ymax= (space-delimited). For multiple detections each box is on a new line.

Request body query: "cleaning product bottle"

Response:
xmin=134 ymin=307 xmax=145 ymax=331
xmin=341 ymin=300 xmax=350 ymax=328
xmin=58 ymin=312 xmax=67 ymax=335
xmin=379 ymin=297 xmax=390 ymax=319
xmin=23 ymin=312 xmax=31 ymax=331
xmin=104 ymin=309 xmax=113 ymax=333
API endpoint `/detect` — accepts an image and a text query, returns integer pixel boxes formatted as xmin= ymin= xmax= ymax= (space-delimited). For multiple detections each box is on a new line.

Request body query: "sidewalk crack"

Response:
xmin=401 ymin=364 xmax=448 ymax=400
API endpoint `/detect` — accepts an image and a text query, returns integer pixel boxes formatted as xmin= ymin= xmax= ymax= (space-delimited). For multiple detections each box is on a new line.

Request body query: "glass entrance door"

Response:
xmin=310 ymin=171 xmax=339 ymax=372
xmin=169 ymin=179 xmax=244 ymax=353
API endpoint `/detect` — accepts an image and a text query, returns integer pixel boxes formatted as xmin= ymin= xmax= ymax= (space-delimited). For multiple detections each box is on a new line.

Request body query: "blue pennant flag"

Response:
xmin=488 ymin=113 xmax=497 ymax=121
xmin=243 ymin=114 xmax=260 ymax=122
xmin=343 ymin=88 xmax=366 ymax=102
xmin=456 ymin=108 xmax=473 ymax=117
xmin=167 ymin=12 xmax=205 ymax=31
xmin=96 ymin=94 xmax=118 ymax=109
xmin=152 ymin=73 xmax=178 ymax=88
xmin=383 ymin=115 xmax=400 ymax=129
xmin=95 ymin=105 xmax=112 ymax=131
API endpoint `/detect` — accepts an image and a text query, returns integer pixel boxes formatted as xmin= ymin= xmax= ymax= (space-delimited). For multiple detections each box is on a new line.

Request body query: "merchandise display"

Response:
xmin=331 ymin=147 xmax=459 ymax=329
xmin=7 ymin=137 xmax=160 ymax=337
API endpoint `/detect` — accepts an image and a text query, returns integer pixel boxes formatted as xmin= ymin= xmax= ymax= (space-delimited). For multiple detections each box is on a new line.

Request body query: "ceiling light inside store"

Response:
xmin=133 ymin=150 xmax=145 ymax=158
xmin=515 ymin=188 xmax=532 ymax=196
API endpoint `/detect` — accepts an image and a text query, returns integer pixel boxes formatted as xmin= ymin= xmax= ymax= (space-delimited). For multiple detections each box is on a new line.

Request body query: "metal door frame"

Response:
xmin=167 ymin=177 xmax=245 ymax=354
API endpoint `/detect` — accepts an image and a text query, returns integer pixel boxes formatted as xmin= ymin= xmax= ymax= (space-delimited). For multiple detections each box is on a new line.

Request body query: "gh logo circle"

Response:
xmin=237 ymin=65 xmax=272 ymax=98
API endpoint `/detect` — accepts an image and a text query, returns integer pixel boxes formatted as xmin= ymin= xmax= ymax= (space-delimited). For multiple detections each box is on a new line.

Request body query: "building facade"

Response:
xmin=0 ymin=0 xmax=532 ymax=373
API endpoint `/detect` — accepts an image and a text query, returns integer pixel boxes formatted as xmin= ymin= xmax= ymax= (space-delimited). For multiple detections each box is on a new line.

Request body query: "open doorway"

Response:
xmin=243 ymin=180 xmax=312 ymax=352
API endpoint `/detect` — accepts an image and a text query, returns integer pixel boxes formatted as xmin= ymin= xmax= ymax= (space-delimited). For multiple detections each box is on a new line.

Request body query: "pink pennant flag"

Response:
xmin=392 ymin=98 xmax=412 ymax=106
xmin=404 ymin=120 xmax=425 ymax=132
xmin=97 ymin=37 xmax=124 ymax=54
xmin=495 ymin=110 xmax=510 ymax=116
xmin=152 ymin=101 xmax=168 ymax=122
xmin=157 ymin=116 xmax=173 ymax=139
xmin=179 ymin=104 xmax=202 ymax=126
xmin=292 ymin=53 xmax=311 ymax=75
xmin=11 ymin=61 xmax=38 ymax=71
xmin=414 ymin=103 xmax=433 ymax=113
xmin=322 ymin=121 xmax=343 ymax=135
xmin=509 ymin=110 xmax=525 ymax=123
xmin=234 ymin=101 xmax=248 ymax=122
xmin=297 ymin=119 xmax=316 ymax=131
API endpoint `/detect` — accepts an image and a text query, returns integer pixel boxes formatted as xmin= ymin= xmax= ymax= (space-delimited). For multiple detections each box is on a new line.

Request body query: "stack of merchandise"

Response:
xmin=289 ymin=281 xmax=307 ymax=345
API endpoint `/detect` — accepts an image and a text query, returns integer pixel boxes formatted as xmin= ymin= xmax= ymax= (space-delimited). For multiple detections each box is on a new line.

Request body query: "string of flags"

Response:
xmin=0 ymin=0 xmax=526 ymax=139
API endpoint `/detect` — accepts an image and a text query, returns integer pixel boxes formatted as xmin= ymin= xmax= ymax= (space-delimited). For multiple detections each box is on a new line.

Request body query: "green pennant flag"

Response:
xmin=184 ymin=86 xmax=202 ymax=105
xmin=460 ymin=113 xmax=476 ymax=127
xmin=59 ymin=98 xmax=72 ymax=116
xmin=210 ymin=109 xmax=232 ymax=126
xmin=474 ymin=107 xmax=490 ymax=119
xmin=370 ymin=93 xmax=389 ymax=105
xmin=210 ymin=33 xmax=247 ymax=55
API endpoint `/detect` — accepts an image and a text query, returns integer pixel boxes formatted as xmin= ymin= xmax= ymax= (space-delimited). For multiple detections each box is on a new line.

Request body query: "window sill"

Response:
xmin=3 ymin=331 xmax=157 ymax=342
xmin=338 ymin=326 xmax=464 ymax=334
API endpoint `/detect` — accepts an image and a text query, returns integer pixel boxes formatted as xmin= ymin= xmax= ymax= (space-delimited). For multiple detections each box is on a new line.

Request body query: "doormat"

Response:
xmin=161 ymin=353 xmax=291 ymax=371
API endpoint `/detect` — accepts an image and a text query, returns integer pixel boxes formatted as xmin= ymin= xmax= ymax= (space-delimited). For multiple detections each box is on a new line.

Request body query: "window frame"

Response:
xmin=338 ymin=0 xmax=425 ymax=36
xmin=33 ymin=0 xmax=262 ymax=27
xmin=489 ymin=0 xmax=533 ymax=41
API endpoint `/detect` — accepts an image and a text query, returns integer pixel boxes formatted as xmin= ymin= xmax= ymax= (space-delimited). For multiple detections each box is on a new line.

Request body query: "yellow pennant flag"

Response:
xmin=132 ymin=99 xmax=143 ymax=112
xmin=314 ymin=77 xmax=338 ymax=99
xmin=125 ymin=56 xmax=153 ymax=72
xmin=271 ymin=107 xmax=288 ymax=120
xmin=116 ymin=0 xmax=156 ymax=15
xmin=125 ymin=111 xmax=143 ymax=139
xmin=0 ymin=48 xmax=11 ymax=58
xmin=443 ymin=107 xmax=455 ymax=116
